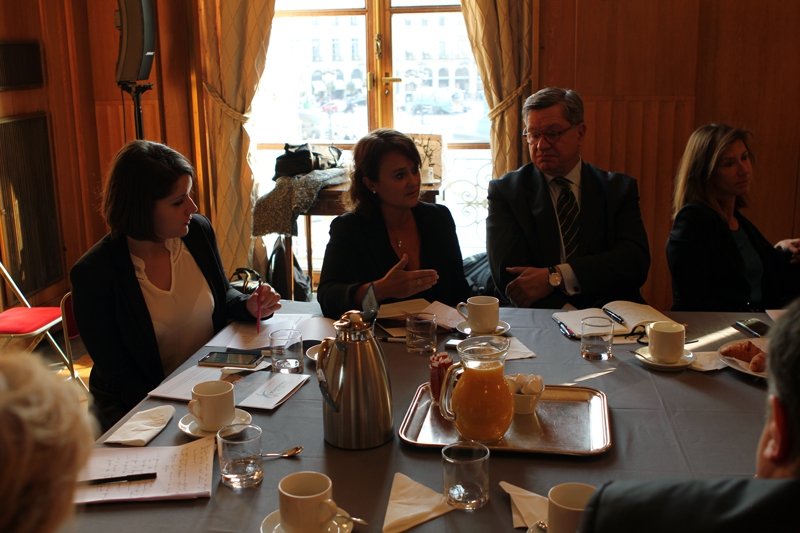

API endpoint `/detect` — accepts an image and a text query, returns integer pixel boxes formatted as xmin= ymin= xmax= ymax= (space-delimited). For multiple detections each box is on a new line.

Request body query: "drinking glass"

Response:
xmin=580 ymin=316 xmax=613 ymax=360
xmin=270 ymin=329 xmax=304 ymax=373
xmin=442 ymin=441 xmax=490 ymax=510
xmin=406 ymin=312 xmax=437 ymax=356
xmin=217 ymin=424 xmax=263 ymax=488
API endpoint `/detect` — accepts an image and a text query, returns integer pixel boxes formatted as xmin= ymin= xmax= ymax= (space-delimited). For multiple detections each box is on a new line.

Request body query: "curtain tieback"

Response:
xmin=487 ymin=74 xmax=533 ymax=121
xmin=203 ymin=81 xmax=250 ymax=123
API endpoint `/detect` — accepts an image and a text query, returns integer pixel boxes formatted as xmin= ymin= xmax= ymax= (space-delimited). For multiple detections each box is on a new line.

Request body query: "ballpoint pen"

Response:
xmin=551 ymin=316 xmax=577 ymax=339
xmin=255 ymin=284 xmax=263 ymax=333
xmin=378 ymin=337 xmax=406 ymax=343
xmin=79 ymin=472 xmax=157 ymax=486
xmin=602 ymin=307 xmax=625 ymax=325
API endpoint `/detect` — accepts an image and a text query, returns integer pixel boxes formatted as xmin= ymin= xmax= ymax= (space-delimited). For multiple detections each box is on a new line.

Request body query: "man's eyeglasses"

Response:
xmin=522 ymin=124 xmax=578 ymax=145
xmin=623 ymin=324 xmax=649 ymax=345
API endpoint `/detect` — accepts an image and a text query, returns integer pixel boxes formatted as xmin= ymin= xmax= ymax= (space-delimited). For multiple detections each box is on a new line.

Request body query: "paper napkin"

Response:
xmin=500 ymin=481 xmax=548 ymax=529
xmin=382 ymin=472 xmax=453 ymax=533
xmin=690 ymin=351 xmax=727 ymax=372
xmin=105 ymin=405 xmax=176 ymax=446
xmin=506 ymin=337 xmax=537 ymax=360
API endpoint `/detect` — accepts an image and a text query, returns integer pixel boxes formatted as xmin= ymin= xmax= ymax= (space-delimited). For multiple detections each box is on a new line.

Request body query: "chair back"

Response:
xmin=0 ymin=260 xmax=33 ymax=309
xmin=60 ymin=292 xmax=79 ymax=340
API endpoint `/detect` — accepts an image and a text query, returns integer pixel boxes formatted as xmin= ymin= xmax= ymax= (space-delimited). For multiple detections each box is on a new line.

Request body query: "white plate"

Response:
xmin=717 ymin=338 xmax=768 ymax=378
xmin=178 ymin=408 xmax=252 ymax=439
xmin=260 ymin=507 xmax=352 ymax=533
xmin=456 ymin=320 xmax=511 ymax=336
xmin=306 ymin=343 xmax=321 ymax=363
xmin=634 ymin=347 xmax=695 ymax=371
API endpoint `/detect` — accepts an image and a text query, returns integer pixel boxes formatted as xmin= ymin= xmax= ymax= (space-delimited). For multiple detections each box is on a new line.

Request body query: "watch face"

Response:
xmin=549 ymin=272 xmax=562 ymax=287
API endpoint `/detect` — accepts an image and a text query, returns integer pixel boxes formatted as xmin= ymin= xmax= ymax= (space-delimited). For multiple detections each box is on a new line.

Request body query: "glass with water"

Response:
xmin=217 ymin=424 xmax=263 ymax=488
xmin=406 ymin=312 xmax=437 ymax=356
xmin=442 ymin=441 xmax=490 ymax=510
xmin=269 ymin=329 xmax=304 ymax=373
xmin=580 ymin=316 xmax=614 ymax=361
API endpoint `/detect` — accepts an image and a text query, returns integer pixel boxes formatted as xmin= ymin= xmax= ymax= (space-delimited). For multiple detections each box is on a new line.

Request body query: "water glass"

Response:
xmin=217 ymin=424 xmax=263 ymax=488
xmin=406 ymin=312 xmax=437 ymax=356
xmin=442 ymin=441 xmax=490 ymax=510
xmin=269 ymin=329 xmax=304 ymax=373
xmin=580 ymin=316 xmax=613 ymax=361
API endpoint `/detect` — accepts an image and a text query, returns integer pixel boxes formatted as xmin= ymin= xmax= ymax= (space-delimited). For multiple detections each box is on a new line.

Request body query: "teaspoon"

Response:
xmin=337 ymin=514 xmax=368 ymax=526
xmin=261 ymin=445 xmax=303 ymax=458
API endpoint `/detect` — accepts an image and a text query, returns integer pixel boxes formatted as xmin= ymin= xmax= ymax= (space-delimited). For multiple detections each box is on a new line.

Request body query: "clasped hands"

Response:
xmin=505 ymin=266 xmax=555 ymax=308
xmin=245 ymin=283 xmax=282 ymax=318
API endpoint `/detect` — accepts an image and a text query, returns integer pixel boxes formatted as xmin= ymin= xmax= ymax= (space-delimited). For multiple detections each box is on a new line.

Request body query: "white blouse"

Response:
xmin=131 ymin=238 xmax=215 ymax=376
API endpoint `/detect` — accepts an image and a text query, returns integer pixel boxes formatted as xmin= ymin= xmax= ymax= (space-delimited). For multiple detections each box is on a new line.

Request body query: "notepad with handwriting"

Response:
xmin=552 ymin=301 xmax=672 ymax=337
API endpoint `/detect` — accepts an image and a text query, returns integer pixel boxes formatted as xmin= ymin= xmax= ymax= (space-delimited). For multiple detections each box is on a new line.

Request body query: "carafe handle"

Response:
xmin=316 ymin=337 xmax=340 ymax=412
xmin=438 ymin=362 xmax=463 ymax=421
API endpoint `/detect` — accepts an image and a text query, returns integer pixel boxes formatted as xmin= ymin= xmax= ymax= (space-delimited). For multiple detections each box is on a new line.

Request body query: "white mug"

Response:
xmin=548 ymin=482 xmax=596 ymax=533
xmin=647 ymin=321 xmax=685 ymax=364
xmin=188 ymin=380 xmax=235 ymax=432
xmin=456 ymin=296 xmax=499 ymax=334
xmin=278 ymin=471 xmax=339 ymax=533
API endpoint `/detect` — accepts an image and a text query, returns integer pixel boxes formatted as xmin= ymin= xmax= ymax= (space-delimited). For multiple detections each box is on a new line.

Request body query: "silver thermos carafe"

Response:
xmin=317 ymin=310 xmax=393 ymax=449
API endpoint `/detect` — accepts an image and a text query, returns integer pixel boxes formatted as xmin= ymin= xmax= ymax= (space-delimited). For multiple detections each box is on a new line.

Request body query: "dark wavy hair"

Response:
xmin=102 ymin=140 xmax=195 ymax=241
xmin=343 ymin=128 xmax=422 ymax=216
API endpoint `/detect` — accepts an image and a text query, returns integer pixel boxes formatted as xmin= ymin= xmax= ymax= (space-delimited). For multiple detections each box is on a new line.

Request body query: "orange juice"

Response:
xmin=450 ymin=363 xmax=514 ymax=442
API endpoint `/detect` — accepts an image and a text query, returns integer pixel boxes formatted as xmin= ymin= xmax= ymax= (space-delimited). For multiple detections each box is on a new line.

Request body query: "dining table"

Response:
xmin=62 ymin=301 xmax=771 ymax=533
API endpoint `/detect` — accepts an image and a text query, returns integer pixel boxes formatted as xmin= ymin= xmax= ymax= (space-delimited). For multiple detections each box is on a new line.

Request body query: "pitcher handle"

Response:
xmin=456 ymin=302 xmax=469 ymax=321
xmin=316 ymin=337 xmax=340 ymax=412
xmin=438 ymin=362 xmax=463 ymax=421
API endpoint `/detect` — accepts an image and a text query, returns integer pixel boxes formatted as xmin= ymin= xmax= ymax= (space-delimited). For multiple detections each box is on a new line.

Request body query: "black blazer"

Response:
xmin=486 ymin=162 xmax=650 ymax=308
xmin=579 ymin=478 xmax=800 ymax=533
xmin=70 ymin=215 xmax=252 ymax=429
xmin=317 ymin=202 xmax=471 ymax=319
xmin=666 ymin=201 xmax=800 ymax=311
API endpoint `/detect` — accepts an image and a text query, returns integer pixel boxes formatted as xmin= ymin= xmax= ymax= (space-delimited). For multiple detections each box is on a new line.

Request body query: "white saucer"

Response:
xmin=260 ymin=507 xmax=353 ymax=533
xmin=634 ymin=348 xmax=695 ymax=372
xmin=178 ymin=408 xmax=252 ymax=438
xmin=456 ymin=320 xmax=511 ymax=336
xmin=306 ymin=343 xmax=321 ymax=363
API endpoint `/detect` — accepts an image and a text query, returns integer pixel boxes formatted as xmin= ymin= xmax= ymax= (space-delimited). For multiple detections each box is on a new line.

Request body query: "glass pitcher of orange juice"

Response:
xmin=439 ymin=336 xmax=514 ymax=443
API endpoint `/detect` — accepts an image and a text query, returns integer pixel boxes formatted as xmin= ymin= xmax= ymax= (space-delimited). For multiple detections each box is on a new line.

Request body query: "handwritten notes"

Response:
xmin=74 ymin=438 xmax=215 ymax=504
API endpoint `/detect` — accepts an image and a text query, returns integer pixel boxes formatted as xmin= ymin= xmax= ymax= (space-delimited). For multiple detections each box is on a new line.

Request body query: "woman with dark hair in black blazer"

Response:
xmin=317 ymin=129 xmax=470 ymax=319
xmin=71 ymin=140 xmax=282 ymax=430
xmin=666 ymin=123 xmax=800 ymax=311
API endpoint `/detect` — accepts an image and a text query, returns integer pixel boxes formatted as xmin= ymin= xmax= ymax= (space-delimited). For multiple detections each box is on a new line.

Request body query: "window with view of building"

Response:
xmin=249 ymin=0 xmax=492 ymax=279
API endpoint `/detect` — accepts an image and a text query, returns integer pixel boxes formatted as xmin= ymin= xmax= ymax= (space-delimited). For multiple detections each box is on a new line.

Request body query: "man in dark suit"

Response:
xmin=579 ymin=297 xmax=800 ymax=532
xmin=487 ymin=87 xmax=650 ymax=308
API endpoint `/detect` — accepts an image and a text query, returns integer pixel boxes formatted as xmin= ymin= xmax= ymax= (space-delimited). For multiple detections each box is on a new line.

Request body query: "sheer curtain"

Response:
xmin=460 ymin=0 xmax=534 ymax=178
xmin=197 ymin=0 xmax=275 ymax=273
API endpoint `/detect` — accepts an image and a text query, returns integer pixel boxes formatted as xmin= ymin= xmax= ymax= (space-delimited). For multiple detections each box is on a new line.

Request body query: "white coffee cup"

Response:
xmin=278 ymin=471 xmax=339 ymax=533
xmin=456 ymin=296 xmax=500 ymax=334
xmin=421 ymin=167 xmax=435 ymax=184
xmin=548 ymin=482 xmax=596 ymax=533
xmin=647 ymin=321 xmax=686 ymax=364
xmin=188 ymin=380 xmax=235 ymax=432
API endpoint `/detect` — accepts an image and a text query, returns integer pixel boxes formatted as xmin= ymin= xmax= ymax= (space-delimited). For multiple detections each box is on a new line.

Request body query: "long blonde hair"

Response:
xmin=0 ymin=356 xmax=95 ymax=533
xmin=672 ymin=123 xmax=754 ymax=220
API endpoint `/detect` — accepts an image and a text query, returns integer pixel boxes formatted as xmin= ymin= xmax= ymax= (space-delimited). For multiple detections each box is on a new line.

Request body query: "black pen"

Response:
xmin=79 ymin=472 xmax=158 ymax=486
xmin=551 ymin=316 xmax=577 ymax=339
xmin=602 ymin=308 xmax=625 ymax=325
xmin=378 ymin=337 xmax=406 ymax=343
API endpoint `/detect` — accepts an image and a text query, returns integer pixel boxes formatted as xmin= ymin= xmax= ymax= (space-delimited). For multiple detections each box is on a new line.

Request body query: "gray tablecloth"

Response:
xmin=62 ymin=302 xmax=770 ymax=533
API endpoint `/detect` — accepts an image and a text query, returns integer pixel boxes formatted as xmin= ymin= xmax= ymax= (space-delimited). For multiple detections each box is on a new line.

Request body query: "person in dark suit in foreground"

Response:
xmin=487 ymin=87 xmax=650 ymax=309
xmin=579 ymin=297 xmax=800 ymax=533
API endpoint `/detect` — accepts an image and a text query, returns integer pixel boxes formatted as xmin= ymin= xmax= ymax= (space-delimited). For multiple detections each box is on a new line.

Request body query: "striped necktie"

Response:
xmin=552 ymin=176 xmax=580 ymax=260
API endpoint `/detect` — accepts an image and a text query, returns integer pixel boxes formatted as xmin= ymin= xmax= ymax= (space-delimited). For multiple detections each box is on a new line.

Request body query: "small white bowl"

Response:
xmin=513 ymin=392 xmax=542 ymax=415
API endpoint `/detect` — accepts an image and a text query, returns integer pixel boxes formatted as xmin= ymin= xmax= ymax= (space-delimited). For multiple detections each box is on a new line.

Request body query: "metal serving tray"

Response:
xmin=398 ymin=383 xmax=611 ymax=455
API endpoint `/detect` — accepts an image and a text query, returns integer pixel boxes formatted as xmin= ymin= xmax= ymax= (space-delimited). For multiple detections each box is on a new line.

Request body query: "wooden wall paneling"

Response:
xmin=538 ymin=0 xmax=576 ymax=90
xmin=695 ymin=0 xmax=800 ymax=245
xmin=0 ymin=0 xmax=41 ymax=38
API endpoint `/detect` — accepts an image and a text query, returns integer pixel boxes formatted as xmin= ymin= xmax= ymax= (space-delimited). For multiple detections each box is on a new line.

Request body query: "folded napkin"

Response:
xmin=690 ymin=351 xmax=727 ymax=372
xmin=383 ymin=473 xmax=453 ymax=533
xmin=105 ymin=405 xmax=176 ymax=446
xmin=506 ymin=337 xmax=537 ymax=360
xmin=500 ymin=481 xmax=548 ymax=529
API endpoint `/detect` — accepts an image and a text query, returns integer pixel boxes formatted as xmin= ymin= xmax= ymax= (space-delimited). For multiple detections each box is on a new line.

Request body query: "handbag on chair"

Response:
xmin=229 ymin=268 xmax=261 ymax=295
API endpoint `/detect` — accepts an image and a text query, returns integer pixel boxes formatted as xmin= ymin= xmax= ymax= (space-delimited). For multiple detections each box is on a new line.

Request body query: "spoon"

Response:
xmin=261 ymin=445 xmax=303 ymax=458
xmin=463 ymin=324 xmax=505 ymax=337
xmin=337 ymin=514 xmax=368 ymax=526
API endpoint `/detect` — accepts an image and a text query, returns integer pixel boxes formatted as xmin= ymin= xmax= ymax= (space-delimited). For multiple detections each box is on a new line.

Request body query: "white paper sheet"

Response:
xmin=75 ymin=438 xmax=215 ymax=504
xmin=237 ymin=373 xmax=310 ymax=410
xmin=206 ymin=314 xmax=312 ymax=350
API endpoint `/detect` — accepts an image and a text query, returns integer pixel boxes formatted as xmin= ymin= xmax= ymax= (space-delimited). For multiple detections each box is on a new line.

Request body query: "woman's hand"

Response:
xmin=246 ymin=283 xmax=282 ymax=319
xmin=775 ymin=238 xmax=800 ymax=264
xmin=374 ymin=254 xmax=438 ymax=300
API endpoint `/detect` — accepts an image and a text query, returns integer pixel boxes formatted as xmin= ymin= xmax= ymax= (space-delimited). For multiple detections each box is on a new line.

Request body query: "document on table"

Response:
xmin=74 ymin=437 xmax=214 ymax=504
xmin=149 ymin=365 xmax=306 ymax=409
xmin=206 ymin=314 xmax=312 ymax=350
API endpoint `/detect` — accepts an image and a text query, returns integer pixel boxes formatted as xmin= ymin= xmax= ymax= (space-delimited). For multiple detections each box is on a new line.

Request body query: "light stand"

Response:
xmin=118 ymin=81 xmax=153 ymax=140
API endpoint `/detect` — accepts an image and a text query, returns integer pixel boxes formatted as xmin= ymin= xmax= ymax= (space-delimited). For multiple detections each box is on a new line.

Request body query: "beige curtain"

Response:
xmin=460 ymin=0 xmax=534 ymax=178
xmin=198 ymin=0 xmax=275 ymax=273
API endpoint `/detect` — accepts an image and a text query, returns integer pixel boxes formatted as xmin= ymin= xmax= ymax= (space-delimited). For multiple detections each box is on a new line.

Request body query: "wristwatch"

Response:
xmin=548 ymin=266 xmax=562 ymax=288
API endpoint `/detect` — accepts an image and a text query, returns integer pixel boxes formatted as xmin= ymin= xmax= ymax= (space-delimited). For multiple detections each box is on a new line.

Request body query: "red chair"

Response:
xmin=0 ymin=260 xmax=87 ymax=391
